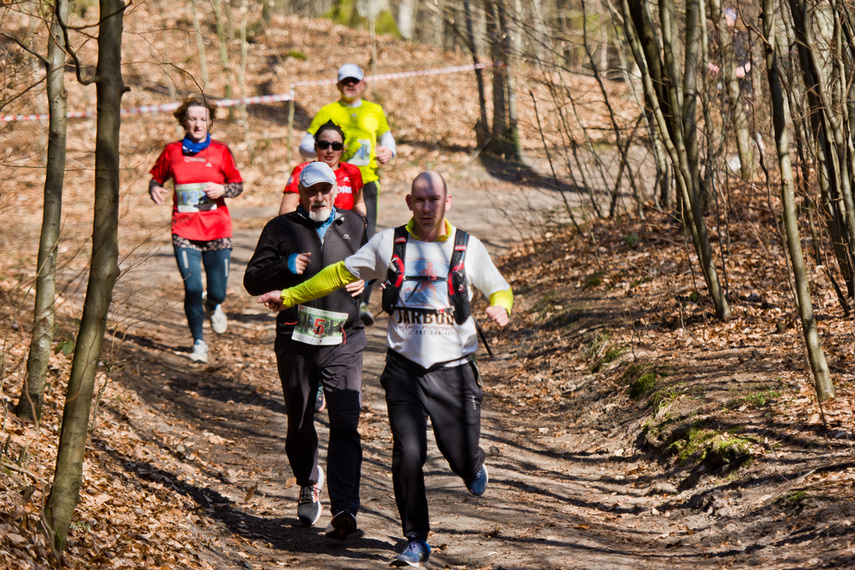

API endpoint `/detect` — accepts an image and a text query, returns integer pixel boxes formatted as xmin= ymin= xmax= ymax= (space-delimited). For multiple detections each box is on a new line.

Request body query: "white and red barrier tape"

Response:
xmin=0 ymin=62 xmax=494 ymax=123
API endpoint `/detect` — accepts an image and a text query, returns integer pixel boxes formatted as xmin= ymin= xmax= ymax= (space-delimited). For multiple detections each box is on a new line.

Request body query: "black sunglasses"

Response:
xmin=316 ymin=140 xmax=344 ymax=151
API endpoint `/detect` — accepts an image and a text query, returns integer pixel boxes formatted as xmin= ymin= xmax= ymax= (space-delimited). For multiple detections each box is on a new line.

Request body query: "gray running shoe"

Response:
xmin=297 ymin=466 xmax=324 ymax=526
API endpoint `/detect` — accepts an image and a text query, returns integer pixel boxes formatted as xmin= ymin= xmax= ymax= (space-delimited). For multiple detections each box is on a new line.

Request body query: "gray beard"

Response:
xmin=308 ymin=207 xmax=331 ymax=222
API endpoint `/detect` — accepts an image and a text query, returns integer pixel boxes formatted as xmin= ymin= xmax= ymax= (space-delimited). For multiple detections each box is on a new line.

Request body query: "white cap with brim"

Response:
xmin=300 ymin=162 xmax=337 ymax=188
xmin=337 ymin=63 xmax=365 ymax=82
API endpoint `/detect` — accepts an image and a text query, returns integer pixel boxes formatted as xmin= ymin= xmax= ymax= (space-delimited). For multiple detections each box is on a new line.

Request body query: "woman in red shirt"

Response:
xmin=149 ymin=95 xmax=244 ymax=363
xmin=279 ymin=120 xmax=365 ymax=216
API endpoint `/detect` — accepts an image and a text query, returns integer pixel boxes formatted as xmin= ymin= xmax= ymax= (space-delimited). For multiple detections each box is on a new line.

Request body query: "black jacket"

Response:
xmin=244 ymin=208 xmax=366 ymax=338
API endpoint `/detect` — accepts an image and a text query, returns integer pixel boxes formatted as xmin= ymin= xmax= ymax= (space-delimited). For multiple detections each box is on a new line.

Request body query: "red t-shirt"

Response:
xmin=149 ymin=140 xmax=243 ymax=241
xmin=283 ymin=161 xmax=363 ymax=211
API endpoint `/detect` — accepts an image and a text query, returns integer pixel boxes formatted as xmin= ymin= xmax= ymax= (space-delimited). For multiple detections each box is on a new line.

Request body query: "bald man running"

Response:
xmin=257 ymin=171 xmax=513 ymax=567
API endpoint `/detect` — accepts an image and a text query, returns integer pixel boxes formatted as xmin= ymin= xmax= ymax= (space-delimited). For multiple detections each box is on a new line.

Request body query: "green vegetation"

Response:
xmin=780 ymin=490 xmax=808 ymax=503
xmin=628 ymin=372 xmax=659 ymax=399
xmin=652 ymin=387 xmax=680 ymax=415
xmin=286 ymin=50 xmax=308 ymax=61
xmin=55 ymin=338 xmax=75 ymax=357
xmin=69 ymin=520 xmax=92 ymax=533
xmin=619 ymin=363 xmax=664 ymax=399
xmin=585 ymin=271 xmax=603 ymax=288
xmin=621 ymin=363 xmax=645 ymax=382
xmin=724 ymin=386 xmax=783 ymax=411
xmin=591 ymin=344 xmax=627 ymax=373
xmin=625 ymin=233 xmax=639 ymax=247
xmin=667 ymin=423 xmax=752 ymax=466
xmin=742 ymin=389 xmax=782 ymax=408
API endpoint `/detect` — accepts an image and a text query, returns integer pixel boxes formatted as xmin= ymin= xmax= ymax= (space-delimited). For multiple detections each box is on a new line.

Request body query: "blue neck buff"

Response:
xmin=182 ymin=134 xmax=211 ymax=155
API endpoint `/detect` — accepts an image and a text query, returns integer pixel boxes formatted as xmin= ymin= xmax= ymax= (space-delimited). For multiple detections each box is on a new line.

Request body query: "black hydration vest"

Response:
xmin=381 ymin=225 xmax=472 ymax=325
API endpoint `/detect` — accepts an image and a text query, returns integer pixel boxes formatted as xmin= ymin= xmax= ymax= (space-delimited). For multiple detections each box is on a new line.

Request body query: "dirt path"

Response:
xmin=113 ymin=175 xmax=778 ymax=570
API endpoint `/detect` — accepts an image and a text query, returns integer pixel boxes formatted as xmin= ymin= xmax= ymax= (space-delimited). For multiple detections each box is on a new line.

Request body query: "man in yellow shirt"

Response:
xmin=299 ymin=63 xmax=396 ymax=325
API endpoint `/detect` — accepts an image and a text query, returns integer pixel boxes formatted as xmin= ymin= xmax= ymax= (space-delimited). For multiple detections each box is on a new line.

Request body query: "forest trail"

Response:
xmin=111 ymin=174 xmax=697 ymax=570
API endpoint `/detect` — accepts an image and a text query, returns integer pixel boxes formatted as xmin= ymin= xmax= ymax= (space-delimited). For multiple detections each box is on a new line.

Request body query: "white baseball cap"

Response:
xmin=300 ymin=162 xmax=336 ymax=187
xmin=337 ymin=63 xmax=364 ymax=82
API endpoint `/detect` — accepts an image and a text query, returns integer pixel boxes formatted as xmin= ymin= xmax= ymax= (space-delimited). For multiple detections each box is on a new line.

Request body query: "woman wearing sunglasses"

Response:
xmin=280 ymin=120 xmax=366 ymax=217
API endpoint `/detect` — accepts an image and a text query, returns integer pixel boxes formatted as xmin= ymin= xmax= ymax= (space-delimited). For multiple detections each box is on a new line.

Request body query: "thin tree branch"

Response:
xmin=0 ymin=32 xmax=49 ymax=65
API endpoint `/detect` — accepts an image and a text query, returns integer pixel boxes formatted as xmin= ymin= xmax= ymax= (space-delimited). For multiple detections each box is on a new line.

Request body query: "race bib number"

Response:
xmin=175 ymin=183 xmax=218 ymax=213
xmin=292 ymin=305 xmax=348 ymax=346
xmin=348 ymin=138 xmax=372 ymax=166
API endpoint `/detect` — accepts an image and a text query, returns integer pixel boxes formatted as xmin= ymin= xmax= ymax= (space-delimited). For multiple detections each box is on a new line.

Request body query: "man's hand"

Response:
xmin=293 ymin=252 xmax=311 ymax=274
xmin=258 ymin=290 xmax=285 ymax=311
xmin=149 ymin=185 xmax=170 ymax=205
xmin=376 ymin=145 xmax=394 ymax=165
xmin=485 ymin=305 xmax=509 ymax=327
xmin=345 ymin=279 xmax=365 ymax=297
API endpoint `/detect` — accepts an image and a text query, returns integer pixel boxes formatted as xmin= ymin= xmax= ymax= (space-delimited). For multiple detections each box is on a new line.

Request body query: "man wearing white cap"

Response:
xmin=244 ymin=161 xmax=368 ymax=539
xmin=299 ymin=63 xmax=397 ymax=325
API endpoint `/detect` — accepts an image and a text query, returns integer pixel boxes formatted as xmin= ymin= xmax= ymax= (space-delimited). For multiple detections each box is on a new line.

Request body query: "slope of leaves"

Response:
xmin=477 ymin=182 xmax=855 ymax=567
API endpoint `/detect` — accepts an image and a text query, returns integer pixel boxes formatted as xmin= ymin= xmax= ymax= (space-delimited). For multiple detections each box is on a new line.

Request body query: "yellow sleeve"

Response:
xmin=280 ymin=262 xmax=359 ymax=308
xmin=489 ymin=289 xmax=513 ymax=316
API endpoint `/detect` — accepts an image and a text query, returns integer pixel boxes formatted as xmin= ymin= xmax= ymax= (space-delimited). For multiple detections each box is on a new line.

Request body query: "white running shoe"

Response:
xmin=297 ymin=466 xmax=324 ymax=526
xmin=210 ymin=304 xmax=227 ymax=334
xmin=189 ymin=340 xmax=208 ymax=363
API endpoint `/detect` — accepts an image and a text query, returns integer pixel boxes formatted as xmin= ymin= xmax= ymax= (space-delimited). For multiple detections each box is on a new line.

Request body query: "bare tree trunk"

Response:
xmin=44 ymin=0 xmax=126 ymax=548
xmin=190 ymin=0 xmax=209 ymax=85
xmin=485 ymin=0 xmax=507 ymax=141
xmin=504 ymin=0 xmax=522 ymax=161
xmin=709 ymin=0 xmax=754 ymax=180
xmin=463 ymin=0 xmax=489 ymax=146
xmin=15 ymin=0 xmax=69 ymax=424
xmin=788 ymin=0 xmax=855 ymax=297
xmin=761 ymin=0 xmax=834 ymax=402
xmin=239 ymin=0 xmax=253 ymax=163
xmin=583 ymin=0 xmax=643 ymax=219
xmin=483 ymin=0 xmax=521 ymax=160
xmin=395 ymin=0 xmax=416 ymax=39
xmin=212 ymin=0 xmax=234 ymax=110
xmin=682 ymin=0 xmax=703 ymax=201
xmin=622 ymin=0 xmax=731 ymax=321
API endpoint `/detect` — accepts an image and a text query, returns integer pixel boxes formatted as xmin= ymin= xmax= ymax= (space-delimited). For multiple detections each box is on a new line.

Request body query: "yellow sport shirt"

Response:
xmin=308 ymin=99 xmax=391 ymax=184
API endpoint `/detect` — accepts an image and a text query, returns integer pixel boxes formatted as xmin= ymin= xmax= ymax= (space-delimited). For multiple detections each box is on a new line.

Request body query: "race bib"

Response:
xmin=176 ymin=183 xmax=218 ymax=213
xmin=292 ymin=305 xmax=348 ymax=346
xmin=348 ymin=138 xmax=372 ymax=166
